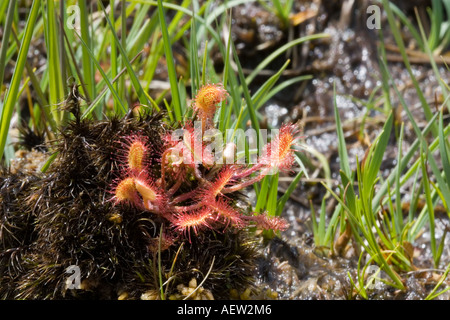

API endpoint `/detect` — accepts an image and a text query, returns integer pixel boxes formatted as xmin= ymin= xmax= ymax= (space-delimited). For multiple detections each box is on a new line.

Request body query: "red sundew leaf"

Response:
xmin=198 ymin=166 xmax=236 ymax=201
xmin=207 ymin=197 xmax=245 ymax=230
xmin=193 ymin=83 xmax=228 ymax=130
xmin=193 ymin=83 xmax=228 ymax=114
xmin=131 ymin=170 xmax=173 ymax=219
xmin=133 ymin=171 xmax=158 ymax=202
xmin=128 ymin=140 xmax=147 ymax=171
xmin=173 ymin=209 xmax=215 ymax=242
xmin=259 ymin=123 xmax=302 ymax=172
xmin=116 ymin=133 xmax=151 ymax=173
xmin=111 ymin=177 xmax=141 ymax=208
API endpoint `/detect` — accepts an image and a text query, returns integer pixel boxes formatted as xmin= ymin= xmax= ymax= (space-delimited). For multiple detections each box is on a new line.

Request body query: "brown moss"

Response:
xmin=0 ymin=109 xmax=260 ymax=300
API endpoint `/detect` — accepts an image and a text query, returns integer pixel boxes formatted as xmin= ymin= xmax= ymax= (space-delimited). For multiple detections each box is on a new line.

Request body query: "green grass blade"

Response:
xmin=389 ymin=2 xmax=424 ymax=51
xmin=425 ymin=262 xmax=450 ymax=300
xmin=420 ymin=144 xmax=437 ymax=266
xmin=231 ymin=59 xmax=295 ymax=127
xmin=253 ymin=75 xmax=312 ymax=112
xmin=339 ymin=170 xmax=356 ymax=213
xmin=381 ymin=0 xmax=438 ymax=137
xmin=245 ymin=33 xmax=329 ymax=86
xmin=157 ymin=0 xmax=182 ymax=121
xmin=13 ymin=37 xmax=55 ymax=132
xmin=196 ymin=0 xmax=258 ymax=41
xmin=59 ymin=0 xmax=67 ymax=96
xmin=310 ymin=200 xmax=319 ymax=245
xmin=372 ymin=110 xmax=440 ymax=214
xmin=362 ymin=111 xmax=393 ymax=196
xmin=439 ymin=109 xmax=450 ymax=198
xmin=230 ymin=39 xmax=260 ymax=140
xmin=384 ymin=59 xmax=450 ymax=210
xmin=276 ymin=170 xmax=304 ymax=216
xmin=218 ymin=11 xmax=232 ymax=132
xmin=81 ymin=50 xmax=144 ymax=119
xmin=78 ymin=0 xmax=95 ymax=101
xmin=324 ymin=203 xmax=340 ymax=247
xmin=333 ymin=83 xmax=351 ymax=179
xmin=119 ymin=0 xmax=127 ymax=105
xmin=317 ymin=198 xmax=328 ymax=245
xmin=99 ymin=1 xmax=150 ymax=108
xmin=427 ymin=0 xmax=443 ymax=51
xmin=271 ymin=0 xmax=288 ymax=27
xmin=109 ymin=0 xmax=120 ymax=114
xmin=44 ymin=0 xmax=64 ymax=126
xmin=0 ymin=0 xmax=15 ymax=91
xmin=251 ymin=59 xmax=290 ymax=110
xmin=254 ymin=176 xmax=271 ymax=213
xmin=40 ymin=152 xmax=59 ymax=173
xmin=74 ymin=30 xmax=127 ymax=114
xmin=394 ymin=122 xmax=405 ymax=234
xmin=0 ymin=1 xmax=9 ymax=25
xmin=0 ymin=0 xmax=41 ymax=162
xmin=127 ymin=2 xmax=151 ymax=42
xmin=267 ymin=172 xmax=279 ymax=216
xmin=201 ymin=40 xmax=208 ymax=86
xmin=189 ymin=5 xmax=200 ymax=98
xmin=415 ymin=8 xmax=450 ymax=113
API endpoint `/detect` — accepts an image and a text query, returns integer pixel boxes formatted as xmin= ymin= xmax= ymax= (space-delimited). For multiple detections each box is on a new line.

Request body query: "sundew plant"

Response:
xmin=110 ymin=83 xmax=299 ymax=242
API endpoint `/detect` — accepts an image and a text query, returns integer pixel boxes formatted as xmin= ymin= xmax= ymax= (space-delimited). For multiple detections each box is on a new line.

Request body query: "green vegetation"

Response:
xmin=315 ymin=0 xmax=450 ymax=298
xmin=1 ymin=0 xmax=450 ymax=299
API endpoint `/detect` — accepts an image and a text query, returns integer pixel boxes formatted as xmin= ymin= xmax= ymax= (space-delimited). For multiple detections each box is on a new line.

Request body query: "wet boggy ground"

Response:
xmin=229 ymin=0 xmax=450 ymax=299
